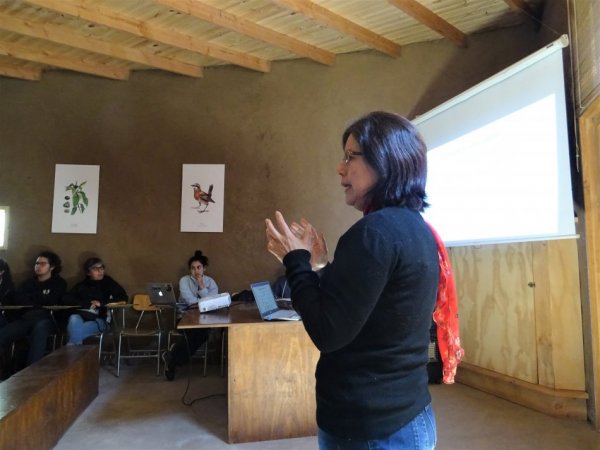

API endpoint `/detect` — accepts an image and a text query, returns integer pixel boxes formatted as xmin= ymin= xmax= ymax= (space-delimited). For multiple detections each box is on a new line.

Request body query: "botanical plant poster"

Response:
xmin=51 ymin=164 xmax=100 ymax=234
xmin=181 ymin=164 xmax=225 ymax=232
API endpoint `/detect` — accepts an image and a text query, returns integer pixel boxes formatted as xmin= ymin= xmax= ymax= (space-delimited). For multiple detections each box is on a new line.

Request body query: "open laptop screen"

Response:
xmin=250 ymin=282 xmax=279 ymax=318
xmin=145 ymin=282 xmax=177 ymax=305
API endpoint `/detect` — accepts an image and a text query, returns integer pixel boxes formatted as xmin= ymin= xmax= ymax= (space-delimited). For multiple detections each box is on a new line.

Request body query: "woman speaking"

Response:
xmin=266 ymin=112 xmax=439 ymax=450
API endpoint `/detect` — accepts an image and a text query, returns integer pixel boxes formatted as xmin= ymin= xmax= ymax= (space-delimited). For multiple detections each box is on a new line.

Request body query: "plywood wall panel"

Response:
xmin=450 ymin=243 xmax=537 ymax=383
xmin=533 ymin=240 xmax=585 ymax=390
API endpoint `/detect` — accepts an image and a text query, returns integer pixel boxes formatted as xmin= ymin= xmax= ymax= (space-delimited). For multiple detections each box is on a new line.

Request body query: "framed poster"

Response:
xmin=180 ymin=164 xmax=225 ymax=232
xmin=51 ymin=164 xmax=100 ymax=234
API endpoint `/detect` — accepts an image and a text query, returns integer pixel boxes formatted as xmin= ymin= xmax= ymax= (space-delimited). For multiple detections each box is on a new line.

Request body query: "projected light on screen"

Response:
xmin=424 ymin=95 xmax=559 ymax=243
xmin=414 ymin=35 xmax=575 ymax=247
xmin=0 ymin=208 xmax=6 ymax=249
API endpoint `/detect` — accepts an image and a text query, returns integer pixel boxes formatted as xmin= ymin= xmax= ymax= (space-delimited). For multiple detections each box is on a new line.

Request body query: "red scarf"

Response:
xmin=427 ymin=223 xmax=464 ymax=384
xmin=363 ymin=208 xmax=464 ymax=383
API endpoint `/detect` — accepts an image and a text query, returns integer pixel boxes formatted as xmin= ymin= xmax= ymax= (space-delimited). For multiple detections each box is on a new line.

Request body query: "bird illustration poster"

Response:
xmin=180 ymin=164 xmax=225 ymax=232
xmin=51 ymin=164 xmax=100 ymax=234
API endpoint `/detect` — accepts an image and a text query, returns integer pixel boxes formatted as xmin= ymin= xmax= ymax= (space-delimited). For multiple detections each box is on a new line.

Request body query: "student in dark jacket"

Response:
xmin=65 ymin=257 xmax=127 ymax=345
xmin=0 ymin=258 xmax=15 ymax=327
xmin=0 ymin=251 xmax=67 ymax=367
xmin=0 ymin=258 xmax=14 ymax=303
xmin=266 ymin=112 xmax=439 ymax=449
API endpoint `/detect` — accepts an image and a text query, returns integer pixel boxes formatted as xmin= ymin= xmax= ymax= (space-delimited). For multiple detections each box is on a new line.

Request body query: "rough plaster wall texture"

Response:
xmin=0 ymin=25 xmax=541 ymax=296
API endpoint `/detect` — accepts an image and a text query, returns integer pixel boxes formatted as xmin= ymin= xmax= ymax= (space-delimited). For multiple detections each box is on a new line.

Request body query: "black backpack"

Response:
xmin=427 ymin=320 xmax=443 ymax=384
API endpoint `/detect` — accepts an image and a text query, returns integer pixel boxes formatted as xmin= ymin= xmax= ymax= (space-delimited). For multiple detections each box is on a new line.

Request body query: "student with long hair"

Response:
xmin=162 ymin=250 xmax=218 ymax=381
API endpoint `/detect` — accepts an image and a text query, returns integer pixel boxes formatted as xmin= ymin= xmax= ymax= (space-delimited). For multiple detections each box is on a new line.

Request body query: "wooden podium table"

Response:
xmin=178 ymin=302 xmax=319 ymax=443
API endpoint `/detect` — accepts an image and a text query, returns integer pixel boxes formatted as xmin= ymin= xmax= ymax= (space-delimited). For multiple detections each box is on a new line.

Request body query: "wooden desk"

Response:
xmin=178 ymin=302 xmax=319 ymax=444
xmin=43 ymin=305 xmax=79 ymax=310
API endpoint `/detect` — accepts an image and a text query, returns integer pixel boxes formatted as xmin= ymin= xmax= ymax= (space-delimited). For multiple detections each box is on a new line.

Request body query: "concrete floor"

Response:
xmin=54 ymin=360 xmax=600 ymax=450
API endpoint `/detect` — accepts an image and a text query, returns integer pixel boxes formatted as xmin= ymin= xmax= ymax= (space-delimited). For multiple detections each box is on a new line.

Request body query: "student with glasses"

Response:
xmin=266 ymin=112 xmax=440 ymax=450
xmin=0 ymin=251 xmax=67 ymax=375
xmin=65 ymin=257 xmax=127 ymax=346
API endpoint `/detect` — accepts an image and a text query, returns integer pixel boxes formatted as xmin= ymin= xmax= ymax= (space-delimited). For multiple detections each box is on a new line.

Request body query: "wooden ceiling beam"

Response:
xmin=271 ymin=0 xmax=402 ymax=57
xmin=153 ymin=0 xmax=336 ymax=65
xmin=0 ymin=40 xmax=130 ymax=80
xmin=0 ymin=63 xmax=42 ymax=80
xmin=503 ymin=0 xmax=543 ymax=29
xmin=23 ymin=0 xmax=270 ymax=72
xmin=388 ymin=0 xmax=467 ymax=48
xmin=0 ymin=12 xmax=203 ymax=78
xmin=504 ymin=0 xmax=538 ymax=18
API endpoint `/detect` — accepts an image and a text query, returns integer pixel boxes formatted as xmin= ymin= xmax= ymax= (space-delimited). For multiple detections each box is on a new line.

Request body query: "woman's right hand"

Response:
xmin=291 ymin=219 xmax=328 ymax=270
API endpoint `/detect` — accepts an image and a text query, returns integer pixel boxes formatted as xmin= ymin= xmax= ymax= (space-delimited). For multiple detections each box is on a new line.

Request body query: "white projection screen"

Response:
xmin=414 ymin=35 xmax=575 ymax=247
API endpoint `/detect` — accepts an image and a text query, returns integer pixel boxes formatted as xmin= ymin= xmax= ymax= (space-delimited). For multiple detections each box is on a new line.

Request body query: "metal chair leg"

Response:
xmin=156 ymin=334 xmax=161 ymax=376
xmin=203 ymin=340 xmax=208 ymax=377
xmin=117 ymin=333 xmax=123 ymax=377
xmin=97 ymin=332 xmax=104 ymax=363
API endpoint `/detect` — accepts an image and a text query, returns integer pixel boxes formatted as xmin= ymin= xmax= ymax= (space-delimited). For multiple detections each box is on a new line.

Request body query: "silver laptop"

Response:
xmin=145 ymin=282 xmax=177 ymax=306
xmin=250 ymin=281 xmax=301 ymax=321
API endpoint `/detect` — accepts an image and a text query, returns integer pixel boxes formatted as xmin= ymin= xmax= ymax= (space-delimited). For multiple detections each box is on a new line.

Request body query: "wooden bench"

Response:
xmin=0 ymin=345 xmax=99 ymax=450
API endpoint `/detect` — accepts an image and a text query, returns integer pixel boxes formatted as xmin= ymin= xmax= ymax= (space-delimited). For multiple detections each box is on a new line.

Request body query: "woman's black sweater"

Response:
xmin=283 ymin=207 xmax=439 ymax=440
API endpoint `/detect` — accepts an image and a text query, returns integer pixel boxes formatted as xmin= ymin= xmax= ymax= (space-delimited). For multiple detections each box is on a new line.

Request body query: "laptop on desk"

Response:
xmin=250 ymin=281 xmax=301 ymax=321
xmin=145 ymin=282 xmax=177 ymax=306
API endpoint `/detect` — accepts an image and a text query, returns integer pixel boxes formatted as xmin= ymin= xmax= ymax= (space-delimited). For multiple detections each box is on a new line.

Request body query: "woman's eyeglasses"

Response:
xmin=90 ymin=265 xmax=105 ymax=271
xmin=342 ymin=149 xmax=363 ymax=164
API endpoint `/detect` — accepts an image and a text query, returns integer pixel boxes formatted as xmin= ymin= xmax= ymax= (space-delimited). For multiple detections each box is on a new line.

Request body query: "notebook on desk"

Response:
xmin=76 ymin=307 xmax=99 ymax=321
xmin=145 ymin=282 xmax=177 ymax=306
xmin=250 ymin=281 xmax=301 ymax=321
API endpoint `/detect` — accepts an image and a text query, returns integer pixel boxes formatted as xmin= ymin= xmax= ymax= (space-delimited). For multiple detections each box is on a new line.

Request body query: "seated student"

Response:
xmin=65 ymin=257 xmax=127 ymax=346
xmin=0 ymin=258 xmax=15 ymax=327
xmin=162 ymin=250 xmax=218 ymax=381
xmin=0 ymin=251 xmax=67 ymax=372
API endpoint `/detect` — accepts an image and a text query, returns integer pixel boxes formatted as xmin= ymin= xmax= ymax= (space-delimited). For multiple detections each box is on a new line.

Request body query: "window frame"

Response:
xmin=0 ymin=206 xmax=9 ymax=250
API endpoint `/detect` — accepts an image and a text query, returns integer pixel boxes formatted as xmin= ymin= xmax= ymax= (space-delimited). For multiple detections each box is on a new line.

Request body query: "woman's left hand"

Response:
xmin=265 ymin=211 xmax=314 ymax=263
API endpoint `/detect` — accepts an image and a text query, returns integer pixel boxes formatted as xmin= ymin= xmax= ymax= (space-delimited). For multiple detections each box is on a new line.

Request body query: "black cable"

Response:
xmin=179 ymin=330 xmax=225 ymax=406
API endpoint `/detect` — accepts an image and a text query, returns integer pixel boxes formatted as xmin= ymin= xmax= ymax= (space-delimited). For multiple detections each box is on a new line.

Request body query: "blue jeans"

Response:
xmin=67 ymin=313 xmax=107 ymax=345
xmin=29 ymin=317 xmax=55 ymax=364
xmin=318 ymin=403 xmax=436 ymax=450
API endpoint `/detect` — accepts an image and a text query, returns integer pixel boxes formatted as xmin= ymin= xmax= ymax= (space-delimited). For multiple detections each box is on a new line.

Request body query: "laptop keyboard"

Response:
xmin=269 ymin=309 xmax=301 ymax=320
